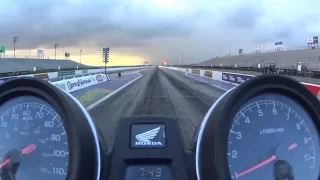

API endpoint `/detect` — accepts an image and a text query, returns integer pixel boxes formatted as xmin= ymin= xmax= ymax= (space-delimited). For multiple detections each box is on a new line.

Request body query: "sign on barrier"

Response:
xmin=66 ymin=76 xmax=97 ymax=92
xmin=34 ymin=73 xmax=49 ymax=79
xmin=222 ymin=72 xmax=253 ymax=84
xmin=96 ymin=74 xmax=103 ymax=83
xmin=58 ymin=71 xmax=75 ymax=77
xmin=204 ymin=71 xmax=212 ymax=78
xmin=51 ymin=74 xmax=109 ymax=93
xmin=53 ymin=82 xmax=67 ymax=91
xmin=192 ymin=69 xmax=200 ymax=75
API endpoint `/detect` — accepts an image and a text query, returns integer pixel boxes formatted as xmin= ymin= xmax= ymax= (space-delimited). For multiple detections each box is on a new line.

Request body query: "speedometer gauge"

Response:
xmin=0 ymin=96 xmax=69 ymax=180
xmin=0 ymin=77 xmax=101 ymax=180
xmin=228 ymin=93 xmax=320 ymax=180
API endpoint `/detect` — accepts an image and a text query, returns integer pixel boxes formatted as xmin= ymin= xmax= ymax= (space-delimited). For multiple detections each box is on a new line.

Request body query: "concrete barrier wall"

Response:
xmin=161 ymin=66 xmax=320 ymax=100
xmin=51 ymin=74 xmax=109 ymax=93
xmin=0 ymin=66 xmax=146 ymax=84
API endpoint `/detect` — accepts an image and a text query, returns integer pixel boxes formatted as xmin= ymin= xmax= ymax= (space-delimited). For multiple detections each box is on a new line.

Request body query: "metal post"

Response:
xmin=177 ymin=56 xmax=179 ymax=66
xmin=105 ymin=63 xmax=107 ymax=74
xmin=54 ymin=44 xmax=59 ymax=60
xmin=181 ymin=53 xmax=183 ymax=66
xmin=80 ymin=49 xmax=82 ymax=64
xmin=13 ymin=37 xmax=18 ymax=58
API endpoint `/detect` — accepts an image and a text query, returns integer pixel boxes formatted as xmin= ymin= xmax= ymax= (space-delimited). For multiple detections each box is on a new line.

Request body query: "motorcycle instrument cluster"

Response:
xmin=0 ymin=73 xmax=319 ymax=180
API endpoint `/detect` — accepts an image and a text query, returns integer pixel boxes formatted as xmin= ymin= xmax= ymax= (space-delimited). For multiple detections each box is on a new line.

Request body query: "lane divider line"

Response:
xmin=86 ymin=72 xmax=143 ymax=111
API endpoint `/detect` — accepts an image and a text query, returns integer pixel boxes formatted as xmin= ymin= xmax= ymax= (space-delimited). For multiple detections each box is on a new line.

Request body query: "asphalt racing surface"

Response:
xmin=89 ymin=67 xmax=225 ymax=150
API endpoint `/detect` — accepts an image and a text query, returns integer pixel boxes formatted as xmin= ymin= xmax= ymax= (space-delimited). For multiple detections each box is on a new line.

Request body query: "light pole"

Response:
xmin=13 ymin=37 xmax=19 ymax=58
xmin=177 ymin=56 xmax=179 ymax=66
xmin=181 ymin=53 xmax=183 ymax=66
xmin=80 ymin=49 xmax=83 ymax=64
xmin=54 ymin=44 xmax=59 ymax=60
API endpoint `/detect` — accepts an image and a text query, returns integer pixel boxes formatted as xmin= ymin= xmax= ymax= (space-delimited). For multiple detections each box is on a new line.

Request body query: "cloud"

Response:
xmin=0 ymin=0 xmax=193 ymax=48
xmin=1 ymin=0 xmax=320 ymax=64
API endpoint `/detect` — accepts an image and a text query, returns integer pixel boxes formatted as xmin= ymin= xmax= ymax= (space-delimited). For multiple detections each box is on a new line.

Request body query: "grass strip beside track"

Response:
xmin=76 ymin=89 xmax=114 ymax=107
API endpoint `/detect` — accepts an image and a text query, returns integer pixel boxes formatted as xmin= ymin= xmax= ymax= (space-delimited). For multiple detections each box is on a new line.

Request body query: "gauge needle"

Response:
xmin=0 ymin=159 xmax=11 ymax=169
xmin=236 ymin=143 xmax=298 ymax=179
xmin=21 ymin=144 xmax=37 ymax=155
xmin=0 ymin=144 xmax=37 ymax=169
xmin=236 ymin=155 xmax=277 ymax=178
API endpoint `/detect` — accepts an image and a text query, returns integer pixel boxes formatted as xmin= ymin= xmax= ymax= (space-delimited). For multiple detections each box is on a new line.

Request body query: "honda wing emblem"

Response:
xmin=136 ymin=127 xmax=160 ymax=142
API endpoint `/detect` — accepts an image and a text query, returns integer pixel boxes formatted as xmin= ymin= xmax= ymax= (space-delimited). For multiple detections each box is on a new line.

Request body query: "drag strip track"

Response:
xmin=89 ymin=67 xmax=225 ymax=150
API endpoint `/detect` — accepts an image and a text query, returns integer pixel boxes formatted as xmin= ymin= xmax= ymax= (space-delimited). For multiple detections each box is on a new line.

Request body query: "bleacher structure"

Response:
xmin=0 ymin=58 xmax=88 ymax=73
xmin=199 ymin=48 xmax=320 ymax=70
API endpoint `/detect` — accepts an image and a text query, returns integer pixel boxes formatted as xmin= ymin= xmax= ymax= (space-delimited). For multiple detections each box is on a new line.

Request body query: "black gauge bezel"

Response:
xmin=0 ymin=78 xmax=100 ymax=180
xmin=196 ymin=74 xmax=320 ymax=180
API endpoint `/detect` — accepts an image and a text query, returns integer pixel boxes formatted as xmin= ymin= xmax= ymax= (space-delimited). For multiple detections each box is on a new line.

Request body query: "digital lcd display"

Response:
xmin=125 ymin=165 xmax=171 ymax=180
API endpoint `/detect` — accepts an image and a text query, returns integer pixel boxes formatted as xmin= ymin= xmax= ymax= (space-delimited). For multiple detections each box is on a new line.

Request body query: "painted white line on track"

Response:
xmin=86 ymin=72 xmax=143 ymax=111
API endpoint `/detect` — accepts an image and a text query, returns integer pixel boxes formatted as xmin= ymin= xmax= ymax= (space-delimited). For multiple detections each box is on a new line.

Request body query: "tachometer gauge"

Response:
xmin=196 ymin=74 xmax=320 ymax=180
xmin=0 ymin=96 xmax=68 ymax=180
xmin=227 ymin=93 xmax=320 ymax=180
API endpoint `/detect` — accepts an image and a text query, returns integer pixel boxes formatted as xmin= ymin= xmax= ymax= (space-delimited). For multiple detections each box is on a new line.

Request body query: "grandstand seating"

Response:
xmin=199 ymin=48 xmax=320 ymax=70
xmin=0 ymin=58 xmax=88 ymax=73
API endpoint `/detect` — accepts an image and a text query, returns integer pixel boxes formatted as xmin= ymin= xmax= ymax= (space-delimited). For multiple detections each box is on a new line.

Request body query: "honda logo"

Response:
xmin=131 ymin=124 xmax=166 ymax=148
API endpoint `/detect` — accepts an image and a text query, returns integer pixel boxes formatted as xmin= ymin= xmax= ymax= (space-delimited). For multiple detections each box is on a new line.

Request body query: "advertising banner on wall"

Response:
xmin=222 ymin=72 xmax=253 ymax=84
xmin=34 ymin=73 xmax=49 ymax=79
xmin=204 ymin=71 xmax=212 ymax=78
xmin=58 ymin=71 xmax=75 ymax=77
xmin=66 ymin=76 xmax=97 ymax=92
xmin=52 ymin=81 xmax=67 ymax=91
xmin=51 ymin=74 xmax=109 ymax=93
xmin=96 ymin=74 xmax=104 ymax=83
xmin=192 ymin=69 xmax=200 ymax=75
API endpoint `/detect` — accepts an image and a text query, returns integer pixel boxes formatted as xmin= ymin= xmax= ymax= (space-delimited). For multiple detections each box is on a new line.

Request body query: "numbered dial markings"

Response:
xmin=0 ymin=96 xmax=69 ymax=180
xmin=228 ymin=94 xmax=320 ymax=180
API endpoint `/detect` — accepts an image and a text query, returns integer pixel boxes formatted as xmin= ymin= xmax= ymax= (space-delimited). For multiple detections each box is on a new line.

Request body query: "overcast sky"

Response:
xmin=0 ymin=0 xmax=319 ymax=65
